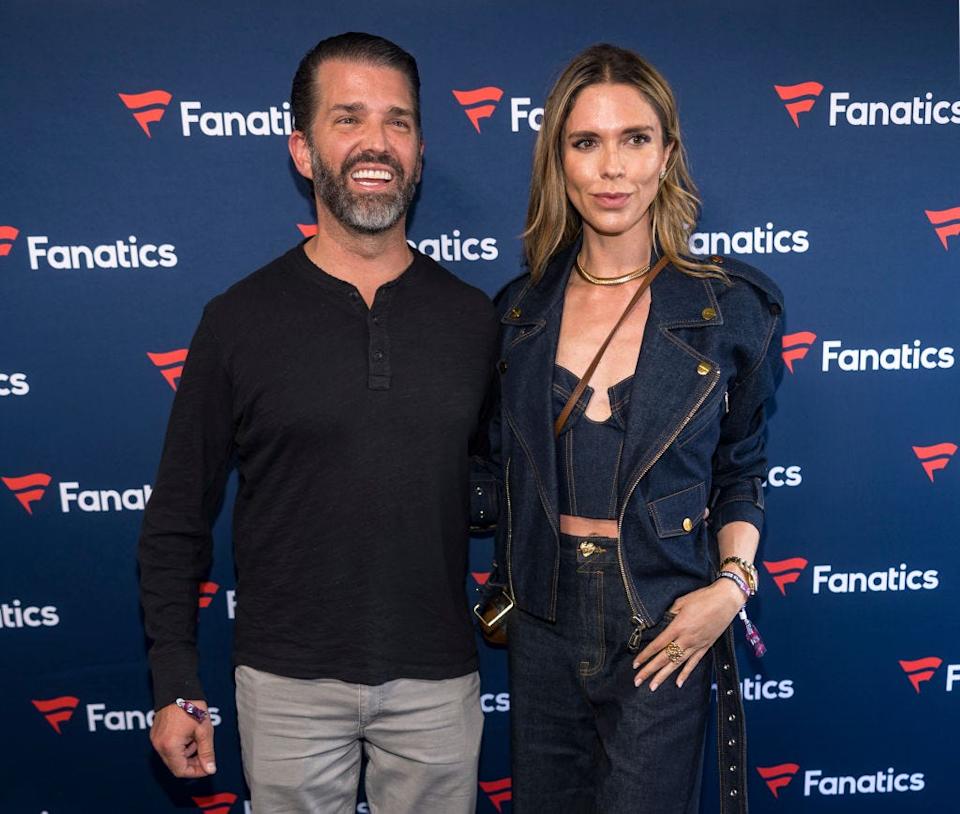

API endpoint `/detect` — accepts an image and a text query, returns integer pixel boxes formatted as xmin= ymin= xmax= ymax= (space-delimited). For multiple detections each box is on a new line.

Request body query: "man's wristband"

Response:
xmin=175 ymin=697 xmax=207 ymax=723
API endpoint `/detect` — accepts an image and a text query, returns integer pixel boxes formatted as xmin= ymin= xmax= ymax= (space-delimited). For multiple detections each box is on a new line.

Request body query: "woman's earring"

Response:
xmin=659 ymin=168 xmax=667 ymax=181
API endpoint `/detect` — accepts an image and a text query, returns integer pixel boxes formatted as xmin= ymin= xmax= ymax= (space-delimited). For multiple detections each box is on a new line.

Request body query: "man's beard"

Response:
xmin=310 ymin=145 xmax=419 ymax=235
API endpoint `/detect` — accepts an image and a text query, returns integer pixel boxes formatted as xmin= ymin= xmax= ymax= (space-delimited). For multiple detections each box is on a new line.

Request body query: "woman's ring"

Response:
xmin=665 ymin=641 xmax=685 ymax=664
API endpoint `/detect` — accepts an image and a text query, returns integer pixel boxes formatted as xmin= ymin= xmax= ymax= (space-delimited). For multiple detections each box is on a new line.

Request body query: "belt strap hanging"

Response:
xmin=554 ymin=256 xmax=668 ymax=437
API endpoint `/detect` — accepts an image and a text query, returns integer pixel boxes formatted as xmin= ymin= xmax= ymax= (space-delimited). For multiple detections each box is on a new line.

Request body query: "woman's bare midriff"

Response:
xmin=559 ymin=514 xmax=619 ymax=537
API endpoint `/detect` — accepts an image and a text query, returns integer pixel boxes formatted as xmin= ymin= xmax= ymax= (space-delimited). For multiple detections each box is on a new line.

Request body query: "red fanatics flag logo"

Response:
xmin=912 ymin=443 xmax=956 ymax=482
xmin=118 ymin=90 xmax=173 ymax=137
xmin=147 ymin=349 xmax=188 ymax=391
xmin=756 ymin=762 xmax=800 ymax=798
xmin=198 ymin=581 xmax=220 ymax=609
xmin=2 ymin=472 xmax=52 ymax=515
xmin=781 ymin=331 xmax=816 ymax=373
xmin=192 ymin=793 xmax=238 ymax=814
xmin=925 ymin=206 xmax=960 ymax=250
xmin=773 ymin=82 xmax=824 ymax=127
xmin=0 ymin=225 xmax=19 ymax=257
xmin=899 ymin=657 xmax=942 ymax=693
xmin=452 ymin=87 xmax=505 ymax=133
xmin=479 ymin=777 xmax=512 ymax=812
xmin=32 ymin=696 xmax=80 ymax=734
xmin=763 ymin=557 xmax=808 ymax=595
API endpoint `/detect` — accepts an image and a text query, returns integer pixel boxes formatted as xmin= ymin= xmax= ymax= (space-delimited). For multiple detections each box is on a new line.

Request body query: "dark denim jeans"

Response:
xmin=509 ymin=533 xmax=711 ymax=814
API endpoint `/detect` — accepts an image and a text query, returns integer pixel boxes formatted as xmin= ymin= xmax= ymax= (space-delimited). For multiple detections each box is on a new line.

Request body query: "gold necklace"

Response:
xmin=575 ymin=255 xmax=651 ymax=286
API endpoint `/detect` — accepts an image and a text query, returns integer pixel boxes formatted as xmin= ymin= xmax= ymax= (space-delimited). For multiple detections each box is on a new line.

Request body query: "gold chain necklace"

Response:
xmin=575 ymin=255 xmax=651 ymax=286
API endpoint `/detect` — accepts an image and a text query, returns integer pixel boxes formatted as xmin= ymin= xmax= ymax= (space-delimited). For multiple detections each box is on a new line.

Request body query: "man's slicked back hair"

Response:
xmin=291 ymin=31 xmax=421 ymax=138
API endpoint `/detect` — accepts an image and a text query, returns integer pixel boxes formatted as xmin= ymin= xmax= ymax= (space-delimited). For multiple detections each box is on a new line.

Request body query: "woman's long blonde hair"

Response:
xmin=523 ymin=44 xmax=723 ymax=283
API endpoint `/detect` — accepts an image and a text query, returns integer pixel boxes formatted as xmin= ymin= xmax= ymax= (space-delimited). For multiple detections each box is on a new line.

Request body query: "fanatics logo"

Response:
xmin=479 ymin=777 xmax=512 ymax=812
xmin=912 ymin=443 xmax=956 ymax=482
xmin=925 ymin=206 xmax=960 ymax=250
xmin=2 ymin=473 xmax=52 ymax=515
xmin=192 ymin=793 xmax=238 ymax=814
xmin=773 ymin=82 xmax=824 ymax=127
xmin=297 ymin=223 xmax=318 ymax=238
xmin=756 ymin=763 xmax=800 ymax=798
xmin=452 ymin=87 xmax=505 ymax=133
xmin=781 ymin=331 xmax=816 ymax=373
xmin=899 ymin=657 xmax=942 ymax=693
xmin=32 ymin=696 xmax=80 ymax=734
xmin=0 ymin=225 xmax=19 ymax=257
xmin=763 ymin=557 xmax=808 ymax=595
xmin=118 ymin=90 xmax=173 ymax=138
xmin=198 ymin=581 xmax=219 ymax=609
xmin=147 ymin=349 xmax=188 ymax=391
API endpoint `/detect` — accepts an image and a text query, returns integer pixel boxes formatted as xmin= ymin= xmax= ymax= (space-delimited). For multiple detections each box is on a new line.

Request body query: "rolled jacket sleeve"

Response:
xmin=710 ymin=302 xmax=784 ymax=533
xmin=138 ymin=308 xmax=235 ymax=709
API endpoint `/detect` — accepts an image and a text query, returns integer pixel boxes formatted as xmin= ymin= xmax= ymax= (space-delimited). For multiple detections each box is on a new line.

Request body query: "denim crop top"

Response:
xmin=553 ymin=364 xmax=633 ymax=520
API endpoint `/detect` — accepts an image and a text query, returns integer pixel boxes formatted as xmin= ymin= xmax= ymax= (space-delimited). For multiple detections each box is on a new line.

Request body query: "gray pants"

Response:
xmin=235 ymin=665 xmax=483 ymax=814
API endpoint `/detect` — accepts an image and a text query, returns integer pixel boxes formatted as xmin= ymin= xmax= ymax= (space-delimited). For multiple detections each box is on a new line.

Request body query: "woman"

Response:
xmin=486 ymin=44 xmax=784 ymax=812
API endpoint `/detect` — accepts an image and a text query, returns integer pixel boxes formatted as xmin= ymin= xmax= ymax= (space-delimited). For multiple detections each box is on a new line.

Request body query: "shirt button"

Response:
xmin=371 ymin=316 xmax=381 ymax=325
xmin=509 ymin=307 xmax=522 ymax=319
xmin=682 ymin=517 xmax=693 ymax=532
xmin=701 ymin=307 xmax=717 ymax=320
xmin=697 ymin=361 xmax=712 ymax=375
xmin=373 ymin=351 xmax=383 ymax=361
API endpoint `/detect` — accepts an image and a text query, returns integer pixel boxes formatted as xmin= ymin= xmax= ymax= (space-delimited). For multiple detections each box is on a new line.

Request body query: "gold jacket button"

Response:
xmin=702 ymin=307 xmax=717 ymax=320
xmin=509 ymin=307 xmax=522 ymax=319
xmin=710 ymin=255 xmax=724 ymax=264
xmin=682 ymin=517 xmax=693 ymax=532
xmin=697 ymin=361 xmax=712 ymax=375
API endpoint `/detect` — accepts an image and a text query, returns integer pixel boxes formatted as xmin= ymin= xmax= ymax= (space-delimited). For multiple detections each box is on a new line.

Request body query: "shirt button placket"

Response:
xmin=368 ymin=303 xmax=390 ymax=390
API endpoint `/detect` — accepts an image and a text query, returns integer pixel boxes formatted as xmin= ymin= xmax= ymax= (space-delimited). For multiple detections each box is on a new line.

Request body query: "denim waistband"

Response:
xmin=558 ymin=531 xmax=619 ymax=565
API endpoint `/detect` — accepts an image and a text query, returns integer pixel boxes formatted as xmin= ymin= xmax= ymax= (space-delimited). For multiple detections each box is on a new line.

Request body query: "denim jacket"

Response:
xmin=479 ymin=242 xmax=784 ymax=636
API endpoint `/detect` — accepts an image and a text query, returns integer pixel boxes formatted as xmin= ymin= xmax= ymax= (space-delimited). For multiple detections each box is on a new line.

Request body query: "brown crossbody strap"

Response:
xmin=554 ymin=255 xmax=668 ymax=437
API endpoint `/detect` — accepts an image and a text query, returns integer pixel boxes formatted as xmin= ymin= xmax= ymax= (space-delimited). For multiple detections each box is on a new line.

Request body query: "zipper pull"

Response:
xmin=723 ymin=390 xmax=730 ymax=414
xmin=627 ymin=615 xmax=646 ymax=653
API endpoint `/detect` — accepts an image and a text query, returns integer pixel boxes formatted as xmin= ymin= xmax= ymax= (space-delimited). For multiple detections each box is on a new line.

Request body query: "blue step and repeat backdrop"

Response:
xmin=2 ymin=1 xmax=958 ymax=812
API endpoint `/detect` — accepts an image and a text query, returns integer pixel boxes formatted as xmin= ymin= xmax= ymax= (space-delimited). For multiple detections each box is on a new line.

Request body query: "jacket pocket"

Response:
xmin=647 ymin=482 xmax=707 ymax=538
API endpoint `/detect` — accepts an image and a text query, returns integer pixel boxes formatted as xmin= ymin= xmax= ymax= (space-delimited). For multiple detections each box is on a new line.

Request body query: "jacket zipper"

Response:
xmin=619 ymin=366 xmax=721 ymax=652
xmin=505 ymin=457 xmax=516 ymax=600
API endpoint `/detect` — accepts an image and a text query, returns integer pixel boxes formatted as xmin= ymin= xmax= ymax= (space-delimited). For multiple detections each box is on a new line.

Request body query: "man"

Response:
xmin=139 ymin=32 xmax=498 ymax=813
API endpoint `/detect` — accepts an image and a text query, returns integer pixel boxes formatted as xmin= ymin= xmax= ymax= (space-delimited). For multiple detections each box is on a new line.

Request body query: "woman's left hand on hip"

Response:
xmin=631 ymin=580 xmax=744 ymax=691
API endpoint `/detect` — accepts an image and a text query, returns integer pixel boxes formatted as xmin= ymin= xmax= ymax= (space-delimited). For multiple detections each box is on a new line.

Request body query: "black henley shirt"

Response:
xmin=138 ymin=244 xmax=499 ymax=709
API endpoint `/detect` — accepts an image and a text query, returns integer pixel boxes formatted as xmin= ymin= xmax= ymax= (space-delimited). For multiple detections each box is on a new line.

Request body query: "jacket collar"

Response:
xmin=500 ymin=240 xmax=725 ymax=524
xmin=502 ymin=241 xmax=725 ymax=330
